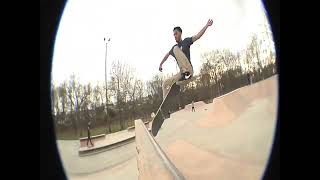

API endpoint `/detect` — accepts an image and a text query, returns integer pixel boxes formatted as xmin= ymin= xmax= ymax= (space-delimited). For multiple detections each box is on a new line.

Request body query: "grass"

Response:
xmin=55 ymin=129 xmax=78 ymax=140
xmin=55 ymin=119 xmax=136 ymax=140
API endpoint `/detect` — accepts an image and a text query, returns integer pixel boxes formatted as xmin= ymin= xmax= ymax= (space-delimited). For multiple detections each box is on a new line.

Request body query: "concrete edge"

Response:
xmin=78 ymin=135 xmax=135 ymax=157
xmin=135 ymin=119 xmax=185 ymax=180
xmin=79 ymin=134 xmax=106 ymax=140
xmin=127 ymin=121 xmax=150 ymax=130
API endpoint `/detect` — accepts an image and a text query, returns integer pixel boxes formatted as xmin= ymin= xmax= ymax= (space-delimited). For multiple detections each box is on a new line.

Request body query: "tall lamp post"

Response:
xmin=104 ymin=37 xmax=110 ymax=132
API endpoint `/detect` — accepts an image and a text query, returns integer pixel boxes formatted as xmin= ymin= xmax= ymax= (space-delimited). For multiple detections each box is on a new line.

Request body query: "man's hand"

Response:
xmin=159 ymin=52 xmax=170 ymax=72
xmin=192 ymin=18 xmax=213 ymax=42
xmin=159 ymin=65 xmax=163 ymax=72
xmin=206 ymin=19 xmax=213 ymax=27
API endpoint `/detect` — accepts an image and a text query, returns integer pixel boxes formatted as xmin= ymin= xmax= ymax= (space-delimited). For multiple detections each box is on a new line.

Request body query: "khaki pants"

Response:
xmin=162 ymin=46 xmax=193 ymax=98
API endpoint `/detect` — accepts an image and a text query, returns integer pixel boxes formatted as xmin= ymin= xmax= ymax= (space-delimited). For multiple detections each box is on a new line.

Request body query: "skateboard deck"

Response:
xmin=151 ymin=83 xmax=180 ymax=136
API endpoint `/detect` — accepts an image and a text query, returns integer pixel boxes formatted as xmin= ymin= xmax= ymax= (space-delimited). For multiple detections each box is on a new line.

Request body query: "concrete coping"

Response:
xmin=135 ymin=119 xmax=185 ymax=180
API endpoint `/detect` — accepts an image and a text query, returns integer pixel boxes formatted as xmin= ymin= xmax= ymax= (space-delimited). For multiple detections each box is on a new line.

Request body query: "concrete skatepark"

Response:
xmin=56 ymin=75 xmax=278 ymax=180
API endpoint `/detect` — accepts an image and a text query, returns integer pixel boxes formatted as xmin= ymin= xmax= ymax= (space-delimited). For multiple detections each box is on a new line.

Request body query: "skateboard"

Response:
xmin=150 ymin=82 xmax=180 ymax=136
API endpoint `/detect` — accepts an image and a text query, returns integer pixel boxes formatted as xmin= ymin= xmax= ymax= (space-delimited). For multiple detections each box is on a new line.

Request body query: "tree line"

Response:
xmin=52 ymin=31 xmax=277 ymax=139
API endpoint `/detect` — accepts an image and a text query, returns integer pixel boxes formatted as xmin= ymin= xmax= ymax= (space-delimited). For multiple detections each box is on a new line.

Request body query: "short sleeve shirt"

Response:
xmin=169 ymin=37 xmax=193 ymax=64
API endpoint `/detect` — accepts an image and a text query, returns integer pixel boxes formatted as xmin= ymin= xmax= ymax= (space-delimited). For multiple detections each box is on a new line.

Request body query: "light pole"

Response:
xmin=104 ymin=37 xmax=110 ymax=132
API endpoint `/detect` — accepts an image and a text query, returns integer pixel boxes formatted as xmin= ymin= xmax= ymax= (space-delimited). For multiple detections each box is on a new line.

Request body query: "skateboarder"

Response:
xmin=86 ymin=121 xmax=94 ymax=147
xmin=159 ymin=19 xmax=213 ymax=98
xmin=192 ymin=100 xmax=195 ymax=112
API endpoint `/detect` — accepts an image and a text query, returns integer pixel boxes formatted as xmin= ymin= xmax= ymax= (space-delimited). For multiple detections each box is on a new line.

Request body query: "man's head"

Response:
xmin=173 ymin=26 xmax=182 ymax=43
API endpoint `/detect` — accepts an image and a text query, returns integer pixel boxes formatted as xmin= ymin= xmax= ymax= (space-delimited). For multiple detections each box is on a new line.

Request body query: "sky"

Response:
xmin=51 ymin=0 xmax=271 ymax=85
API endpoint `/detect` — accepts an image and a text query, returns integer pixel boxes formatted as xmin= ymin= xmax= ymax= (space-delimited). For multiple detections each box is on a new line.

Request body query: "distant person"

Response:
xmin=247 ymin=73 xmax=251 ymax=85
xmin=86 ymin=121 xmax=94 ymax=147
xmin=192 ymin=100 xmax=195 ymax=112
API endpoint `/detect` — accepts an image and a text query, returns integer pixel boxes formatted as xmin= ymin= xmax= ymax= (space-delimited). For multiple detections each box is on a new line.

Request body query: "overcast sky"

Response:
xmin=52 ymin=0 xmax=271 ymax=85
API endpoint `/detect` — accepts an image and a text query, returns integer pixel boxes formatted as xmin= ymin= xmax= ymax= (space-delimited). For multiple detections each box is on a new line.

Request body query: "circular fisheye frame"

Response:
xmin=51 ymin=0 xmax=278 ymax=179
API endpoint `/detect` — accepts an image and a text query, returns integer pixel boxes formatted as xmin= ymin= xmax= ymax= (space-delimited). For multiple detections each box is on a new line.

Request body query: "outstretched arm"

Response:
xmin=192 ymin=19 xmax=213 ymax=42
xmin=159 ymin=52 xmax=170 ymax=72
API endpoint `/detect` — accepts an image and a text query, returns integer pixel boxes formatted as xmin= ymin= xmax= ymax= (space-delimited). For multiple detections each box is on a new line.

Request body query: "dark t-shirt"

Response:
xmin=169 ymin=37 xmax=193 ymax=65
xmin=87 ymin=124 xmax=91 ymax=139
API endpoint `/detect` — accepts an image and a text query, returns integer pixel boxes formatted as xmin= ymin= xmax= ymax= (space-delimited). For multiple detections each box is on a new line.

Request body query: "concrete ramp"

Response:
xmin=196 ymin=75 xmax=278 ymax=128
xmin=57 ymin=75 xmax=278 ymax=180
xmin=155 ymin=75 xmax=278 ymax=180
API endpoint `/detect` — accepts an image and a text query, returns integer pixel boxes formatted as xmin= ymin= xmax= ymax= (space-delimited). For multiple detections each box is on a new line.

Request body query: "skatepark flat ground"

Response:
xmin=57 ymin=132 xmax=138 ymax=178
xmin=78 ymin=129 xmax=135 ymax=151
xmin=57 ymin=75 xmax=278 ymax=180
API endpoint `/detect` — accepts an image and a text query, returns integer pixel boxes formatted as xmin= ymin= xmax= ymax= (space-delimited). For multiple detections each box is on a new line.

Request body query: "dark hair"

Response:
xmin=173 ymin=26 xmax=182 ymax=33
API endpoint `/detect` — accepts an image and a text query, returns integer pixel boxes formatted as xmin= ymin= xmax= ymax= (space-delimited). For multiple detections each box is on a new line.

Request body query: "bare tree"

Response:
xmin=127 ymin=78 xmax=144 ymax=120
xmin=221 ymin=49 xmax=239 ymax=70
xmin=97 ymin=83 xmax=112 ymax=133
xmin=66 ymin=74 xmax=90 ymax=135
xmin=80 ymin=83 xmax=92 ymax=112
xmin=109 ymin=60 xmax=136 ymax=129
xmin=261 ymin=13 xmax=276 ymax=66
xmin=57 ymin=81 xmax=68 ymax=124
xmin=51 ymin=83 xmax=59 ymax=116
xmin=146 ymin=74 xmax=164 ymax=99
xmin=66 ymin=74 xmax=77 ymax=134
xmin=246 ymin=34 xmax=264 ymax=79
xmin=200 ymin=50 xmax=227 ymax=96
xmin=136 ymin=80 xmax=144 ymax=104
xmin=93 ymin=85 xmax=101 ymax=110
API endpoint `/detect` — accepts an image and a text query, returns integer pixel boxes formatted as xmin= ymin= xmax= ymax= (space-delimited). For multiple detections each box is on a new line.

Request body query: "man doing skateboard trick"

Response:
xmin=151 ymin=19 xmax=214 ymax=136
xmin=159 ymin=19 xmax=213 ymax=98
